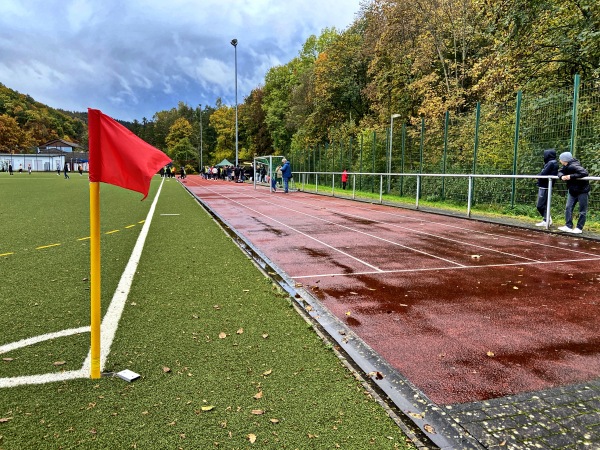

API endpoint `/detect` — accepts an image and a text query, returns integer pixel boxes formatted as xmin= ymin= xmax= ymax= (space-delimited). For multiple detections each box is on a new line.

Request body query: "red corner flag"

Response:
xmin=88 ymin=108 xmax=171 ymax=199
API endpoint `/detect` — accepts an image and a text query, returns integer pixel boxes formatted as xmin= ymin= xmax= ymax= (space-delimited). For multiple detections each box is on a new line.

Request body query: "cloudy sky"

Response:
xmin=0 ymin=0 xmax=362 ymax=122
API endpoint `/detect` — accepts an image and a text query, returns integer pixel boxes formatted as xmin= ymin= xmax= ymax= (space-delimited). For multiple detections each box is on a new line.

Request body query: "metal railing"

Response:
xmin=281 ymin=171 xmax=599 ymax=230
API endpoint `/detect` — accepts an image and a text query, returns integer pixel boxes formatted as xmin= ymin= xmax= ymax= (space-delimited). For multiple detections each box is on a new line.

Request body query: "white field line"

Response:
xmin=293 ymin=256 xmax=600 ymax=279
xmin=194 ymin=184 xmax=383 ymax=272
xmin=0 ymin=178 xmax=165 ymax=389
xmin=198 ymin=183 xmax=466 ymax=268
xmin=0 ymin=326 xmax=90 ymax=354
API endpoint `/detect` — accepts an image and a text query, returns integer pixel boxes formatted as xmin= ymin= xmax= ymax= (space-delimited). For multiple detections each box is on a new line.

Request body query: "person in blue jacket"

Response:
xmin=556 ymin=152 xmax=591 ymax=234
xmin=535 ymin=148 xmax=558 ymax=227
xmin=280 ymin=158 xmax=292 ymax=193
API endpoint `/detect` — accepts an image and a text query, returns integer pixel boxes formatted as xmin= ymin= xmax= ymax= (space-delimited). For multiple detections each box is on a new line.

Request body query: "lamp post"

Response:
xmin=231 ymin=38 xmax=239 ymax=167
xmin=388 ymin=113 xmax=401 ymax=192
xmin=199 ymin=104 xmax=203 ymax=172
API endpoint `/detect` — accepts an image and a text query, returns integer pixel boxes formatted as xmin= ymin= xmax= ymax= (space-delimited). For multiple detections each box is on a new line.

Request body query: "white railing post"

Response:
xmin=379 ymin=175 xmax=383 ymax=203
xmin=416 ymin=175 xmax=421 ymax=209
xmin=546 ymin=178 xmax=553 ymax=229
xmin=352 ymin=174 xmax=356 ymax=199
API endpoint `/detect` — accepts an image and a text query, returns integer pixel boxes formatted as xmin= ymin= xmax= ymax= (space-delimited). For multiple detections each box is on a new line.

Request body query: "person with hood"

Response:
xmin=535 ymin=149 xmax=559 ymax=227
xmin=556 ymin=152 xmax=590 ymax=234
xmin=280 ymin=158 xmax=292 ymax=193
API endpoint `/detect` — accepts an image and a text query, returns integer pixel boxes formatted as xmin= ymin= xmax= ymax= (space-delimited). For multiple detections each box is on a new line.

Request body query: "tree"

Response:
xmin=0 ymin=114 xmax=36 ymax=152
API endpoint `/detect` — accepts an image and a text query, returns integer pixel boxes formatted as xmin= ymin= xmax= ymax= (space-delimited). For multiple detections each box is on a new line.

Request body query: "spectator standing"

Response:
xmin=341 ymin=169 xmax=348 ymax=190
xmin=8 ymin=164 xmax=13 ymax=175
xmin=280 ymin=158 xmax=292 ymax=193
xmin=64 ymin=163 xmax=70 ymax=179
xmin=535 ymin=149 xmax=558 ymax=227
xmin=28 ymin=163 xmax=32 ymax=175
xmin=556 ymin=152 xmax=590 ymax=234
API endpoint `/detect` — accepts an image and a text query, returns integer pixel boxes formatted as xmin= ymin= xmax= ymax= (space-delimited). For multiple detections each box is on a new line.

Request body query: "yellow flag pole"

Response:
xmin=90 ymin=181 xmax=101 ymax=378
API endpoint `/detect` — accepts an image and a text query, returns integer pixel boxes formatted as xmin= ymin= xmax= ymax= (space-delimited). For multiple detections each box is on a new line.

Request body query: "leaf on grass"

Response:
xmin=487 ymin=351 xmax=495 ymax=357
xmin=368 ymin=371 xmax=384 ymax=380
xmin=243 ymin=289 xmax=250 ymax=292
xmin=53 ymin=361 xmax=66 ymax=366
xmin=251 ymin=409 xmax=264 ymax=415
xmin=213 ymin=305 xmax=221 ymax=310
xmin=247 ymin=433 xmax=257 ymax=443
xmin=192 ymin=314 xmax=199 ymax=319
xmin=270 ymin=418 xmax=279 ymax=424
xmin=162 ymin=367 xmax=171 ymax=373
xmin=262 ymin=334 xmax=269 ymax=339
xmin=253 ymin=391 xmax=263 ymax=400
xmin=0 ymin=417 xmax=12 ymax=423
xmin=201 ymin=405 xmax=215 ymax=411
xmin=3 ymin=358 xmax=14 ymax=362
xmin=307 ymin=433 xmax=318 ymax=438
xmin=423 ymin=424 xmax=436 ymax=434
xmin=218 ymin=332 xmax=227 ymax=339
xmin=262 ymin=369 xmax=272 ymax=377
xmin=237 ymin=328 xmax=244 ymax=335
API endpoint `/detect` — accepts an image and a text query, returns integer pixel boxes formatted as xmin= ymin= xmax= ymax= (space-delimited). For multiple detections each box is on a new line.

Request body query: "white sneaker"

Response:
xmin=558 ymin=226 xmax=572 ymax=232
xmin=535 ymin=221 xmax=548 ymax=227
xmin=568 ymin=228 xmax=583 ymax=234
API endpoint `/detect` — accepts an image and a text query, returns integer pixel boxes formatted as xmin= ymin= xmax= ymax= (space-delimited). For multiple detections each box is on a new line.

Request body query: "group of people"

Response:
xmin=201 ymin=165 xmax=248 ymax=183
xmin=535 ymin=149 xmax=591 ymax=234
xmin=269 ymin=158 xmax=293 ymax=193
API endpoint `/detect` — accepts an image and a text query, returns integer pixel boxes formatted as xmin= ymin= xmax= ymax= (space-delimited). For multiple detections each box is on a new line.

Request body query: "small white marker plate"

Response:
xmin=116 ymin=369 xmax=140 ymax=382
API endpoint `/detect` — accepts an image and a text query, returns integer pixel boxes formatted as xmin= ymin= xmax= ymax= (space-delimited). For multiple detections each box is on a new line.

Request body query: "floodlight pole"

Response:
xmin=388 ymin=114 xmax=401 ymax=192
xmin=231 ymin=38 xmax=239 ymax=167
xmin=199 ymin=104 xmax=203 ymax=171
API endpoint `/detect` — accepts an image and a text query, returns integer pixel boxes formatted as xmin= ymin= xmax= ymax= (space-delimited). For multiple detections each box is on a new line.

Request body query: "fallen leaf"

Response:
xmin=471 ymin=254 xmax=481 ymax=259
xmin=262 ymin=369 xmax=272 ymax=377
xmin=53 ymin=361 xmax=66 ymax=366
xmin=424 ymin=424 xmax=436 ymax=434
xmin=345 ymin=311 xmax=351 ymax=316
xmin=162 ymin=367 xmax=171 ymax=373
xmin=367 ymin=288 xmax=376 ymax=291
xmin=270 ymin=418 xmax=280 ymax=424
xmin=305 ymin=305 xmax=313 ymax=311
xmin=3 ymin=358 xmax=14 ymax=362
xmin=295 ymin=283 xmax=303 ymax=287
xmin=513 ymin=286 xmax=519 ymax=290
xmin=262 ymin=334 xmax=269 ymax=339
xmin=218 ymin=332 xmax=227 ymax=339
xmin=349 ymin=291 xmax=358 ymax=295
xmin=368 ymin=371 xmax=384 ymax=380
xmin=253 ymin=391 xmax=263 ymax=400
xmin=0 ymin=417 xmax=13 ymax=423
xmin=251 ymin=409 xmax=264 ymax=415
xmin=237 ymin=328 xmax=244 ymax=334
xmin=201 ymin=405 xmax=215 ymax=411
xmin=213 ymin=305 xmax=221 ymax=310
xmin=192 ymin=314 xmax=199 ymax=319
xmin=487 ymin=351 xmax=495 ymax=357
xmin=408 ymin=412 xmax=425 ymax=419
xmin=248 ymin=433 xmax=257 ymax=443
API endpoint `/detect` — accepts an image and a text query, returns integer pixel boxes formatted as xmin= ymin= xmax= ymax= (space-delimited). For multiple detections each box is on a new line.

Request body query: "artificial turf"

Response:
xmin=0 ymin=173 xmax=414 ymax=449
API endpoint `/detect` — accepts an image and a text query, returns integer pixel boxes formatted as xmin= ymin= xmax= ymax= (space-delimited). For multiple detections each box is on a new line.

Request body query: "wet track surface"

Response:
xmin=182 ymin=177 xmax=600 ymax=448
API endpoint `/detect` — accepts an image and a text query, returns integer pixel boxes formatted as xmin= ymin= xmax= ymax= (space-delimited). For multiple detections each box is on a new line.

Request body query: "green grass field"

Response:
xmin=0 ymin=173 xmax=415 ymax=449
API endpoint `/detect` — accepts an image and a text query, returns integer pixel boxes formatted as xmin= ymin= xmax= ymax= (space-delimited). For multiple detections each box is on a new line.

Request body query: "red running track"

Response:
xmin=183 ymin=176 xmax=600 ymax=405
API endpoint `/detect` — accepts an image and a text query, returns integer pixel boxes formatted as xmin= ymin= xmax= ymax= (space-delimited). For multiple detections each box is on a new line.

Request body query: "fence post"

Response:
xmin=316 ymin=173 xmax=319 ymax=193
xmin=472 ymin=102 xmax=481 ymax=206
xmin=352 ymin=174 xmax=356 ymax=199
xmin=570 ymin=73 xmax=581 ymax=157
xmin=371 ymin=131 xmax=376 ymax=192
xmin=332 ymin=173 xmax=335 ymax=196
xmin=467 ymin=176 xmax=473 ymax=217
xmin=511 ymin=91 xmax=522 ymax=208
xmin=442 ymin=111 xmax=449 ymax=199
xmin=416 ymin=175 xmax=421 ymax=209
xmin=419 ymin=116 xmax=425 ymax=174
xmin=400 ymin=124 xmax=406 ymax=196
xmin=359 ymin=134 xmax=363 ymax=190
xmin=545 ymin=179 xmax=553 ymax=229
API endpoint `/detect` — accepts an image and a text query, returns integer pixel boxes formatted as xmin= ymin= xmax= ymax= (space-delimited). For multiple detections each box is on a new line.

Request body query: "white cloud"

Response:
xmin=0 ymin=0 xmax=362 ymax=121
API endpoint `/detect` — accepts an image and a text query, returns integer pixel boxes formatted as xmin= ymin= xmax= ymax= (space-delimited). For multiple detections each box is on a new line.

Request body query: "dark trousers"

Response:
xmin=565 ymin=191 xmax=589 ymax=230
xmin=536 ymin=188 xmax=549 ymax=220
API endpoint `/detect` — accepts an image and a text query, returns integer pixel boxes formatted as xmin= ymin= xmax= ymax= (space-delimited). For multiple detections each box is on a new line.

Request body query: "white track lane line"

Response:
xmin=195 ymin=184 xmax=384 ymax=272
xmin=299 ymin=193 xmax=600 ymax=258
xmin=194 ymin=183 xmax=466 ymax=268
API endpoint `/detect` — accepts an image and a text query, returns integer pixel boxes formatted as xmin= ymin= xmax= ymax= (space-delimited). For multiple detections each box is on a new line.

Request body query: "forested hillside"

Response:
xmin=0 ymin=83 xmax=87 ymax=152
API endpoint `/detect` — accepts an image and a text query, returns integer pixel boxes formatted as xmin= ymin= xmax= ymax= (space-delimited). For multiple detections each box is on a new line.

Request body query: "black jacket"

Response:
xmin=537 ymin=149 xmax=558 ymax=188
xmin=557 ymin=158 xmax=590 ymax=195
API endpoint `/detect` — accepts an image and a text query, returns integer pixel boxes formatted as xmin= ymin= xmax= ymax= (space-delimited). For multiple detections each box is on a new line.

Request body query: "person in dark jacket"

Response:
xmin=556 ymin=152 xmax=590 ymax=234
xmin=280 ymin=158 xmax=292 ymax=193
xmin=535 ymin=149 xmax=559 ymax=227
